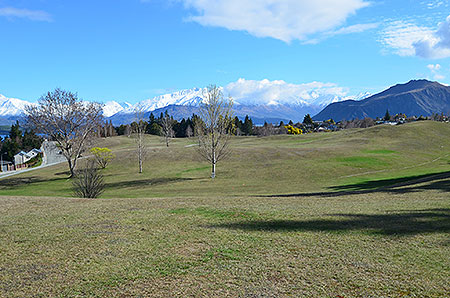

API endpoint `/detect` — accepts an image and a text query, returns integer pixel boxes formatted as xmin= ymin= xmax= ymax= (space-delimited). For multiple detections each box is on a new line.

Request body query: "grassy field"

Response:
xmin=0 ymin=121 xmax=449 ymax=297
xmin=0 ymin=121 xmax=449 ymax=199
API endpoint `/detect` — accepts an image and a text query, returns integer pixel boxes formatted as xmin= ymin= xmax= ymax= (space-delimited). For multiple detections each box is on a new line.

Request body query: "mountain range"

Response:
xmin=106 ymin=88 xmax=371 ymax=125
xmin=0 ymin=95 xmax=32 ymax=126
xmin=0 ymin=87 xmax=370 ymax=126
xmin=314 ymin=80 xmax=450 ymax=121
xmin=2 ymin=79 xmax=449 ymax=126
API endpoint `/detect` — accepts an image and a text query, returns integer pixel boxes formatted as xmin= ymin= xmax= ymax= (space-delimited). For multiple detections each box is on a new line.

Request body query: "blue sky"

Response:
xmin=1 ymin=0 xmax=450 ymax=103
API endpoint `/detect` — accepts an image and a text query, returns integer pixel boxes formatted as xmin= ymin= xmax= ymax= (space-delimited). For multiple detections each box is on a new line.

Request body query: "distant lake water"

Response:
xmin=0 ymin=134 xmax=46 ymax=140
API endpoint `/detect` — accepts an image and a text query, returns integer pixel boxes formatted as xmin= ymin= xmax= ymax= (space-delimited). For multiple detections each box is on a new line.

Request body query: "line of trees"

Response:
xmin=115 ymin=111 xmax=256 ymax=139
xmin=111 ymin=111 xmax=331 ymax=145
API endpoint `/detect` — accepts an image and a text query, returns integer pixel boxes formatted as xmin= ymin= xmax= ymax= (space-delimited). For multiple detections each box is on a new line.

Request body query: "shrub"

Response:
xmin=90 ymin=147 xmax=115 ymax=169
xmin=72 ymin=160 xmax=105 ymax=198
xmin=285 ymin=125 xmax=302 ymax=135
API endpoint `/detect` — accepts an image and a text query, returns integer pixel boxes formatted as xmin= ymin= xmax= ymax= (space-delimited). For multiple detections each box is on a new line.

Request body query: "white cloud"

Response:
xmin=224 ymin=78 xmax=349 ymax=106
xmin=427 ymin=63 xmax=441 ymax=70
xmin=330 ymin=23 xmax=379 ymax=35
xmin=426 ymin=0 xmax=444 ymax=9
xmin=380 ymin=21 xmax=435 ymax=56
xmin=179 ymin=0 xmax=370 ymax=43
xmin=380 ymin=15 xmax=450 ymax=59
xmin=0 ymin=7 xmax=52 ymax=22
xmin=427 ymin=64 xmax=445 ymax=80
xmin=302 ymin=22 xmax=379 ymax=44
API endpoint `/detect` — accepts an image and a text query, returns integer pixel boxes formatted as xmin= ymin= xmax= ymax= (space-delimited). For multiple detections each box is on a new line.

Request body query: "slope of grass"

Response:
xmin=0 ymin=121 xmax=449 ymax=297
xmin=0 ymin=121 xmax=449 ymax=198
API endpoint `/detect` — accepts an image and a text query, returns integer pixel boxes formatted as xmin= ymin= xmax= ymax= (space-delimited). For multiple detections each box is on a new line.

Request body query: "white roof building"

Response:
xmin=14 ymin=149 xmax=42 ymax=165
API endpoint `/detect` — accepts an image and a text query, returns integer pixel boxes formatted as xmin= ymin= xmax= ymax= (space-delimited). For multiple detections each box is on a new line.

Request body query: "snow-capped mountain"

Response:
xmin=103 ymin=101 xmax=133 ymax=117
xmin=0 ymin=94 xmax=33 ymax=116
xmin=122 ymin=88 xmax=206 ymax=114
xmin=0 ymin=82 xmax=371 ymax=125
xmin=113 ymin=87 xmax=370 ymax=116
xmin=107 ymin=86 xmax=371 ymax=125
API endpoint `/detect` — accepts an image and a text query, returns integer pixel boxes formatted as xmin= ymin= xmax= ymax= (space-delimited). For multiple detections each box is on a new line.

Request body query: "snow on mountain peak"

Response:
xmin=0 ymin=94 xmax=34 ymax=116
xmin=112 ymin=79 xmax=358 ymax=116
xmin=120 ymin=88 xmax=207 ymax=114
xmin=103 ymin=101 xmax=132 ymax=117
xmin=0 ymin=80 xmax=371 ymax=120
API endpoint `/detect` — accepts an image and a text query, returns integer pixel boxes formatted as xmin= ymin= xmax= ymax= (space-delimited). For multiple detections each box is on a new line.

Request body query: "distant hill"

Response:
xmin=313 ymin=80 xmax=450 ymax=121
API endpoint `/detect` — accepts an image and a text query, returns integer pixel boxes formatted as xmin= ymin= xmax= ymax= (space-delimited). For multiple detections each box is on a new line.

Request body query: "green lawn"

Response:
xmin=0 ymin=121 xmax=449 ymax=297
xmin=0 ymin=121 xmax=449 ymax=199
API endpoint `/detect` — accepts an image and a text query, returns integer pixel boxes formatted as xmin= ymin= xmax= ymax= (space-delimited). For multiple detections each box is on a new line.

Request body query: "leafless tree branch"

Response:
xmin=25 ymin=88 xmax=103 ymax=178
xmin=195 ymin=85 xmax=233 ymax=179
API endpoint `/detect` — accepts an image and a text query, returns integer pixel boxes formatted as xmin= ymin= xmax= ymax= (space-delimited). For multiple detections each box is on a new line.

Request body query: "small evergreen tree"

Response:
xmin=1 ymin=139 xmax=19 ymax=161
xmin=242 ymin=115 xmax=253 ymax=135
xmin=384 ymin=109 xmax=391 ymax=121
xmin=149 ymin=112 xmax=156 ymax=125
xmin=147 ymin=123 xmax=162 ymax=135
xmin=303 ymin=114 xmax=313 ymax=126
xmin=9 ymin=121 xmax=22 ymax=142
xmin=22 ymin=130 xmax=43 ymax=152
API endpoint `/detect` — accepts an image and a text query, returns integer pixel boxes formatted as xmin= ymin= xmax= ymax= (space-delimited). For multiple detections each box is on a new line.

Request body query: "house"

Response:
xmin=14 ymin=149 xmax=42 ymax=166
xmin=27 ymin=149 xmax=42 ymax=159
xmin=14 ymin=151 xmax=30 ymax=165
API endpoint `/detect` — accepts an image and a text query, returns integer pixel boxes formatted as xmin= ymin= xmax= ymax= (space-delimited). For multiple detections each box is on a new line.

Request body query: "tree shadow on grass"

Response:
xmin=54 ymin=170 xmax=71 ymax=176
xmin=104 ymin=177 xmax=196 ymax=189
xmin=265 ymin=171 xmax=450 ymax=198
xmin=207 ymin=208 xmax=450 ymax=236
xmin=0 ymin=176 xmax=67 ymax=190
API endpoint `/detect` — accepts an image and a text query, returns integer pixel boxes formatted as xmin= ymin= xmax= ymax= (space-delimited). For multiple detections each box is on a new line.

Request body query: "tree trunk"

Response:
xmin=211 ymin=132 xmax=216 ymax=179
xmin=211 ymin=150 xmax=216 ymax=179
xmin=138 ymin=138 xmax=143 ymax=174
xmin=211 ymin=161 xmax=216 ymax=179
xmin=67 ymin=157 xmax=75 ymax=178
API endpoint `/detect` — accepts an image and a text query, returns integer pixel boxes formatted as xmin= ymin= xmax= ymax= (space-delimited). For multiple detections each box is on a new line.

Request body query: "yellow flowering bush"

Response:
xmin=284 ymin=125 xmax=303 ymax=135
xmin=90 ymin=147 xmax=115 ymax=169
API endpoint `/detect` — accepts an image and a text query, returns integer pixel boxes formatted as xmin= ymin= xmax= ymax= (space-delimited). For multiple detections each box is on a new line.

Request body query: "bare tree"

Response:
xmin=195 ymin=85 xmax=233 ymax=179
xmin=185 ymin=125 xmax=193 ymax=138
xmin=133 ymin=106 xmax=147 ymax=174
xmin=25 ymin=88 xmax=103 ymax=178
xmin=72 ymin=159 xmax=105 ymax=198
xmin=125 ymin=124 xmax=132 ymax=137
xmin=160 ymin=112 xmax=175 ymax=147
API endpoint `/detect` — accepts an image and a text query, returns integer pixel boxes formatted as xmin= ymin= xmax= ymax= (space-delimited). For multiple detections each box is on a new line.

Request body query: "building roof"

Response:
xmin=14 ymin=149 xmax=42 ymax=159
xmin=15 ymin=151 xmax=28 ymax=157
